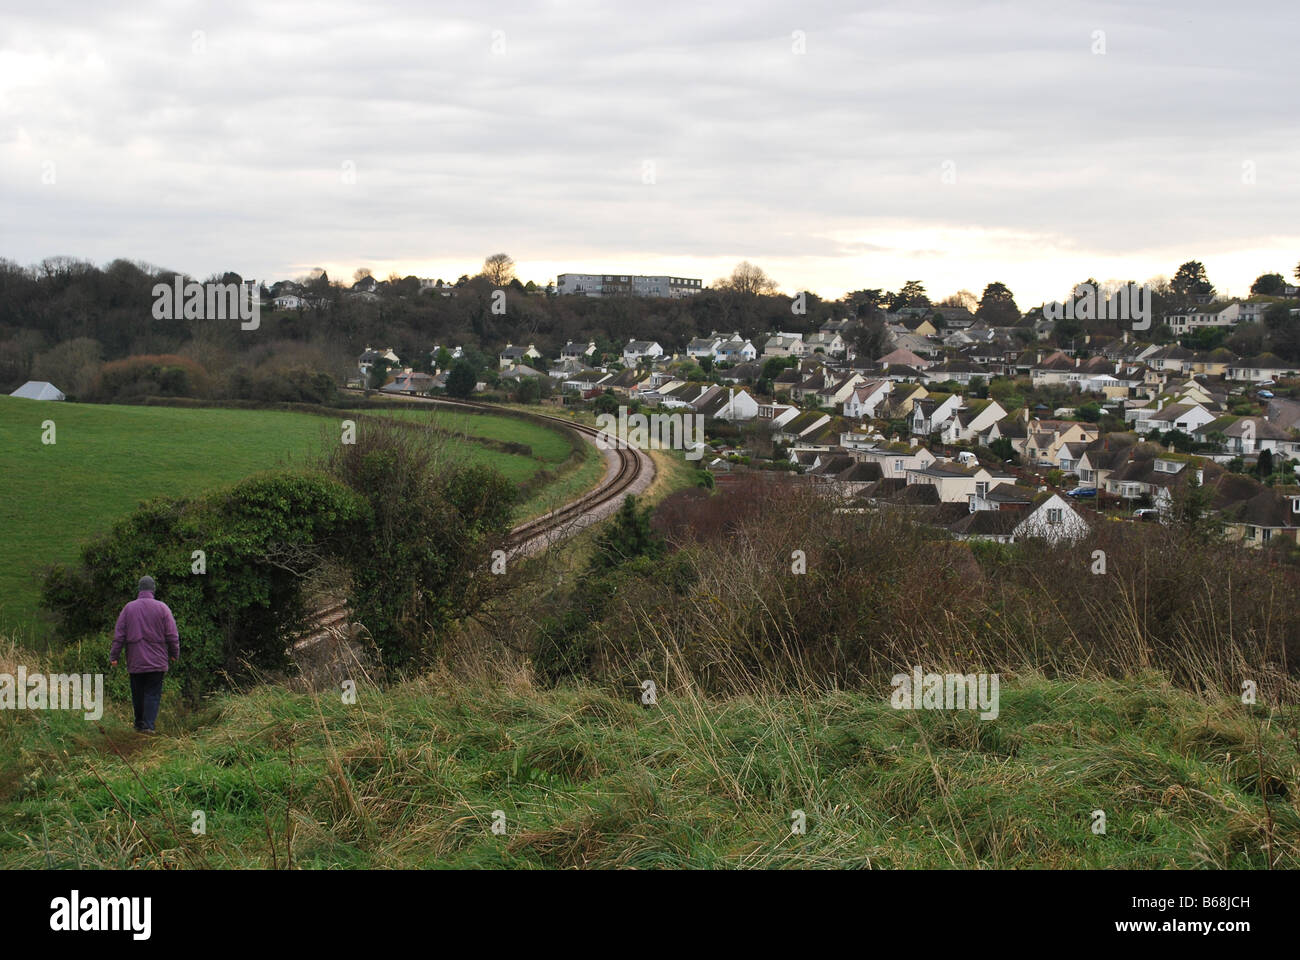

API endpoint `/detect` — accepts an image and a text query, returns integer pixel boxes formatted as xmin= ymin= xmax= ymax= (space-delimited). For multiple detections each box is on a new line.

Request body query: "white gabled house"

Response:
xmin=842 ymin=379 xmax=892 ymax=420
xmin=1012 ymin=494 xmax=1091 ymax=544
xmin=623 ymin=340 xmax=664 ymax=365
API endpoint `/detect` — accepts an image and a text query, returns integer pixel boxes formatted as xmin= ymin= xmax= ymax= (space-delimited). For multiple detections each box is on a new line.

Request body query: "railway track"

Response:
xmin=293 ymin=395 xmax=655 ymax=652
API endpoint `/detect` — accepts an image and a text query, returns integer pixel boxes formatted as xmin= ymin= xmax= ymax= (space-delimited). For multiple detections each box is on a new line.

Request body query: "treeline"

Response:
xmin=0 ymin=256 xmax=843 ymax=397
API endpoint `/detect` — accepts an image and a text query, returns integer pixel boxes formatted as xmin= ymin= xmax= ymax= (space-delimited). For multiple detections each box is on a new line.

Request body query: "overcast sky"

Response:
xmin=2 ymin=0 xmax=1297 ymax=306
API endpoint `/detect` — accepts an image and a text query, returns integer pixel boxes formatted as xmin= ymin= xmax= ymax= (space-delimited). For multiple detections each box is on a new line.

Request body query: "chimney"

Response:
xmin=1157 ymin=398 xmax=1164 ymax=411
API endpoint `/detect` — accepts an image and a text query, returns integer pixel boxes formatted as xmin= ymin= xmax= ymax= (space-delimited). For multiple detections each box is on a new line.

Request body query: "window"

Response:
xmin=976 ymin=481 xmax=989 ymax=498
xmin=895 ymin=459 xmax=905 ymax=471
xmin=1047 ymin=508 xmax=1063 ymax=524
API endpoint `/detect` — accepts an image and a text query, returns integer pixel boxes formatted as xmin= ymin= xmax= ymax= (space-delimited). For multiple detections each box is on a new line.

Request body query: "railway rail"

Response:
xmin=293 ymin=395 xmax=655 ymax=652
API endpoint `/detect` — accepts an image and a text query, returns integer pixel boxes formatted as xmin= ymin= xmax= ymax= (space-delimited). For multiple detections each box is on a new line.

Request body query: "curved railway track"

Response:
xmin=294 ymin=395 xmax=655 ymax=652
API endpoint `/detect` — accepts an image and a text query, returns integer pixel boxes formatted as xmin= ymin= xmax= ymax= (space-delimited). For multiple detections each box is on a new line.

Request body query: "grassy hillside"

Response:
xmin=0 ymin=398 xmax=586 ymax=634
xmin=1 ymin=659 xmax=1294 ymax=869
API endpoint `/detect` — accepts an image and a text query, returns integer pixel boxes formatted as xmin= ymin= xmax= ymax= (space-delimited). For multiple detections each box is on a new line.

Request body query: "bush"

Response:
xmin=41 ymin=472 xmax=370 ymax=701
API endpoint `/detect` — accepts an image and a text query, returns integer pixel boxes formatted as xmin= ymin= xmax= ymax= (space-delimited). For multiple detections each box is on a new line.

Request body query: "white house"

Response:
xmin=1013 ymin=494 xmax=1091 ymax=544
xmin=843 ymin=379 xmax=893 ymax=420
xmin=623 ymin=340 xmax=664 ymax=365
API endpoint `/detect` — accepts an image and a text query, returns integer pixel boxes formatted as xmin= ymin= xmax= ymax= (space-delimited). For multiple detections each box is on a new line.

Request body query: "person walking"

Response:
xmin=109 ymin=575 xmax=180 ymax=734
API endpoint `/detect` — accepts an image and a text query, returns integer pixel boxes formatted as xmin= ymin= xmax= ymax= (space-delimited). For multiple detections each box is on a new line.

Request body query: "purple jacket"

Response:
xmin=111 ymin=591 xmax=180 ymax=673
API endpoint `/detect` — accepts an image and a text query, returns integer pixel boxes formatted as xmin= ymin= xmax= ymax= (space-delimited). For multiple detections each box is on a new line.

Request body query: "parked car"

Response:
xmin=1067 ymin=486 xmax=1097 ymax=498
xmin=1133 ymin=507 xmax=1160 ymax=521
xmin=1257 ymin=389 xmax=1275 ymax=399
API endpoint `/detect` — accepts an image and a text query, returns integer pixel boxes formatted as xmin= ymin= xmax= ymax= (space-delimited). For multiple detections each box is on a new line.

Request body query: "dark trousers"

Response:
xmin=129 ymin=671 xmax=166 ymax=731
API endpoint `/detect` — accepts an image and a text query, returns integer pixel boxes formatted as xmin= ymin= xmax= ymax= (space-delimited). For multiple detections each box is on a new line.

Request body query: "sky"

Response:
xmin=2 ymin=0 xmax=1298 ymax=307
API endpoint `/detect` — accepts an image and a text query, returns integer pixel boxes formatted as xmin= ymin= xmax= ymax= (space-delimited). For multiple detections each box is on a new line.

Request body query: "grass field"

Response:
xmin=1 ymin=660 xmax=1295 ymax=868
xmin=0 ymin=397 xmax=590 ymax=635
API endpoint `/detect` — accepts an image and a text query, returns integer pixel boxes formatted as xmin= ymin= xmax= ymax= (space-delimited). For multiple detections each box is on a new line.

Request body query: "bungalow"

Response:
xmin=1227 ymin=354 xmax=1298 ymax=383
xmin=381 ymin=370 xmax=436 ymax=395
xmin=1222 ymin=485 xmax=1300 ymax=547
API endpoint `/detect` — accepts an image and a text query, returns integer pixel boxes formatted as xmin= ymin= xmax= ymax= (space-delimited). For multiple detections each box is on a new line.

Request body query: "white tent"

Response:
xmin=9 ymin=381 xmax=65 ymax=401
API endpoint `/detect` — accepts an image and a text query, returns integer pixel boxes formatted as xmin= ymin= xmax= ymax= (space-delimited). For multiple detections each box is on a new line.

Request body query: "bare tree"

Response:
xmin=482 ymin=253 xmax=516 ymax=286
xmin=353 ymin=268 xmax=373 ymax=283
xmin=718 ymin=261 xmax=778 ymax=296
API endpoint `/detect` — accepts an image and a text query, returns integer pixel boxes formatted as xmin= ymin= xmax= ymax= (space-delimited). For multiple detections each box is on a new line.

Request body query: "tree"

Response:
xmin=446 ymin=360 xmax=477 ymax=398
xmin=850 ymin=316 xmax=888 ymax=361
xmin=1171 ymin=260 xmax=1214 ymax=300
xmin=718 ymin=261 xmax=778 ymax=296
xmin=975 ymin=282 xmax=1020 ymax=326
xmin=940 ymin=290 xmax=978 ymax=312
xmin=1258 ymin=448 xmax=1275 ymax=480
xmin=589 ymin=496 xmax=663 ymax=572
xmin=1170 ymin=469 xmax=1219 ymax=543
xmin=353 ymin=268 xmax=373 ymax=283
xmin=1251 ymin=272 xmax=1286 ymax=296
xmin=367 ymin=358 xmax=391 ymax=391
xmin=482 ymin=253 xmax=515 ymax=287
xmin=891 ymin=280 xmax=930 ymax=310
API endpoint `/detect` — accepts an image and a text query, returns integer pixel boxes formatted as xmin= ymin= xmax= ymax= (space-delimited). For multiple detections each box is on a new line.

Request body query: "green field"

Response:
xmin=0 ymin=398 xmax=591 ymax=634
xmin=1 ymin=668 xmax=1294 ymax=868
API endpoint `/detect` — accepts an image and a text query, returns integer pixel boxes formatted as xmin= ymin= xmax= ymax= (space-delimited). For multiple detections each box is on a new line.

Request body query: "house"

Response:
xmin=561 ymin=341 xmax=598 ymax=360
xmin=1076 ymin=437 xmax=1137 ymax=490
xmin=805 ymin=331 xmax=847 ymax=356
xmin=623 ymin=340 xmax=664 ymax=365
xmin=942 ymin=400 xmax=1008 ymax=445
xmin=380 ymin=369 xmax=435 ymax=395
xmin=1010 ymin=494 xmax=1091 ymax=544
xmin=1210 ymin=417 xmax=1300 ymax=457
xmin=756 ymin=402 xmax=801 ymax=429
xmin=686 ymin=336 xmax=723 ymax=361
xmin=910 ymin=394 xmax=962 ymax=436
xmin=878 ymin=347 xmax=930 ymax=369
xmin=1138 ymin=401 xmax=1215 ymax=436
xmin=1023 ymin=419 xmax=1101 ymax=468
xmin=8 ymin=380 xmax=64 ymax=401
xmin=359 ymin=346 xmax=401 ymax=382
xmin=499 ymin=343 xmax=542 ymax=369
xmin=763 ymin=333 xmax=808 ymax=358
xmin=904 ymin=462 xmax=1016 ymax=505
xmin=922 ymin=360 xmax=993 ymax=386
xmin=857 ymin=443 xmax=938 ymax=479
xmin=500 ymin=363 xmax=546 ymax=382
xmin=714 ymin=336 xmax=757 ymax=364
xmin=843 ymin=379 xmax=893 ymax=420
xmin=273 ymin=294 xmax=307 ymax=310
xmin=692 ymin=386 xmax=760 ymax=421
xmin=1227 ymin=354 xmax=1298 ymax=383
xmin=774 ymin=410 xmax=833 ymax=444
xmin=1221 ymin=485 xmax=1300 ymax=547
